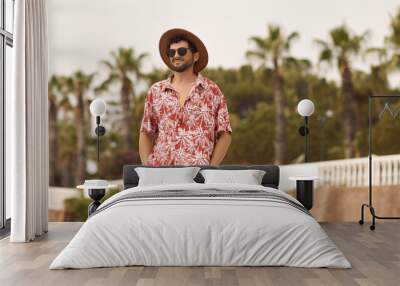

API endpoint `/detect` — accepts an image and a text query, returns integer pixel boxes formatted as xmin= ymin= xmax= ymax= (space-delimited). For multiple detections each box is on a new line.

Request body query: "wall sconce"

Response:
xmin=89 ymin=99 xmax=106 ymax=164
xmin=297 ymin=99 xmax=315 ymax=163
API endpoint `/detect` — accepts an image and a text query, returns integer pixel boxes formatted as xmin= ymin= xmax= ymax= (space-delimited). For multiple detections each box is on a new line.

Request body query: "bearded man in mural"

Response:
xmin=139 ymin=28 xmax=232 ymax=166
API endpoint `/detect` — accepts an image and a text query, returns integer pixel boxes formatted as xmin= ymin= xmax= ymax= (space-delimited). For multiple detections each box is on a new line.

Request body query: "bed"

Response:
xmin=50 ymin=165 xmax=351 ymax=269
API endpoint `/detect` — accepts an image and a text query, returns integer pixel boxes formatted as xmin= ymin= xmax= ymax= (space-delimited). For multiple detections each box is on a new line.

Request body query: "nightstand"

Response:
xmin=288 ymin=176 xmax=319 ymax=210
xmin=77 ymin=182 xmax=117 ymax=216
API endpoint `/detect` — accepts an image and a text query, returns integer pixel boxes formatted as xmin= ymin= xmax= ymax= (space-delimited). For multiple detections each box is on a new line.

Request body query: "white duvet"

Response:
xmin=50 ymin=183 xmax=351 ymax=269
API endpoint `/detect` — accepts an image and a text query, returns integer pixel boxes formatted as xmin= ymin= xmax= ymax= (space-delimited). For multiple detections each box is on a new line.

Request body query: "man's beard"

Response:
xmin=170 ymin=57 xmax=194 ymax=72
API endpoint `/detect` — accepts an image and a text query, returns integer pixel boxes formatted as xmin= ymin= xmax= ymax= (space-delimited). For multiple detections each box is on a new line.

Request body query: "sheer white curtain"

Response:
xmin=7 ymin=0 xmax=49 ymax=242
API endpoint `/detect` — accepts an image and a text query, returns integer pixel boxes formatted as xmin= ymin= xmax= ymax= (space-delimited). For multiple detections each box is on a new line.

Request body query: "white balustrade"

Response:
xmin=280 ymin=154 xmax=400 ymax=191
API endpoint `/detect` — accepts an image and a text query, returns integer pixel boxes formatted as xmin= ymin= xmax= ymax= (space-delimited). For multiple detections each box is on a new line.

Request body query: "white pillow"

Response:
xmin=135 ymin=167 xmax=200 ymax=186
xmin=200 ymin=169 xmax=266 ymax=185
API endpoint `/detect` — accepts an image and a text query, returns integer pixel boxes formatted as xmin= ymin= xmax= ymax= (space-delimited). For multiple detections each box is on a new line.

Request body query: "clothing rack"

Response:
xmin=359 ymin=95 xmax=400 ymax=230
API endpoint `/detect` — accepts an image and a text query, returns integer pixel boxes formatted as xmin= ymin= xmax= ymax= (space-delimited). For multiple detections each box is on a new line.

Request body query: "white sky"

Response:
xmin=47 ymin=0 xmax=400 ymax=86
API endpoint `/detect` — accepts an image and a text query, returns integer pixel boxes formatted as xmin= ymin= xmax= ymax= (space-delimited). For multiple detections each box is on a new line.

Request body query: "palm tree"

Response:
xmin=145 ymin=68 xmax=170 ymax=86
xmin=48 ymin=75 xmax=73 ymax=186
xmin=96 ymin=47 xmax=148 ymax=151
xmin=48 ymin=75 xmax=62 ymax=186
xmin=364 ymin=9 xmax=400 ymax=94
xmin=385 ymin=8 xmax=400 ymax=75
xmin=246 ymin=24 xmax=299 ymax=164
xmin=364 ymin=47 xmax=391 ymax=95
xmin=64 ymin=71 xmax=95 ymax=186
xmin=315 ymin=24 xmax=369 ymax=158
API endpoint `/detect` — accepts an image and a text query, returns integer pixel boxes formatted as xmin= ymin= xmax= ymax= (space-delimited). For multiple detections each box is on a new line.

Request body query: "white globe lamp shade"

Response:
xmin=297 ymin=99 xmax=315 ymax=117
xmin=90 ymin=99 xmax=106 ymax=116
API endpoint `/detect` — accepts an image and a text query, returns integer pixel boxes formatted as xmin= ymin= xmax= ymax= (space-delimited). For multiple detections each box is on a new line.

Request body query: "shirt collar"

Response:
xmin=161 ymin=73 xmax=207 ymax=92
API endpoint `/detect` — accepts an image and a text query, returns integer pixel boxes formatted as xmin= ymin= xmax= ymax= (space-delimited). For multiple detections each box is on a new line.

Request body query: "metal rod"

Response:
xmin=96 ymin=116 xmax=100 ymax=165
xmin=305 ymin=116 xmax=309 ymax=163
xmin=97 ymin=129 xmax=99 ymax=164
xmin=369 ymin=95 xmax=400 ymax=98
xmin=369 ymin=96 xmax=372 ymax=206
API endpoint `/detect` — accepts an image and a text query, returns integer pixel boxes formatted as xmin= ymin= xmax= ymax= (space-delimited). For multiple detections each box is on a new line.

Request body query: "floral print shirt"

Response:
xmin=140 ymin=73 xmax=232 ymax=166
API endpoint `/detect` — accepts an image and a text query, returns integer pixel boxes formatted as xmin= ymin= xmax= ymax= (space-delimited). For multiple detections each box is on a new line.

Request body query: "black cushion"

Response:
xmin=123 ymin=165 xmax=280 ymax=189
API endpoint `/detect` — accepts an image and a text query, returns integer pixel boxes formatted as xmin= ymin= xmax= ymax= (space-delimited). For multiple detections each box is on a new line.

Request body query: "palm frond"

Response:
xmin=95 ymin=73 xmax=119 ymax=93
xmin=285 ymin=31 xmax=300 ymax=49
xmin=318 ymin=48 xmax=333 ymax=64
xmin=313 ymin=38 xmax=330 ymax=49
xmin=245 ymin=50 xmax=266 ymax=60
xmin=267 ymin=24 xmax=281 ymax=42
xmin=365 ymin=47 xmax=387 ymax=63
xmin=248 ymin=36 xmax=267 ymax=51
xmin=99 ymin=60 xmax=115 ymax=71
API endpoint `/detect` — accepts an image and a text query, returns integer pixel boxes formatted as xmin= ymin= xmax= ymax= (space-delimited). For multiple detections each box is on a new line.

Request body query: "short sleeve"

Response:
xmin=140 ymin=89 xmax=158 ymax=135
xmin=214 ymin=87 xmax=232 ymax=136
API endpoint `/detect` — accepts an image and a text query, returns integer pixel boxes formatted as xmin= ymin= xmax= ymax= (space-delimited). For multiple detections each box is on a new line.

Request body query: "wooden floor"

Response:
xmin=0 ymin=222 xmax=399 ymax=286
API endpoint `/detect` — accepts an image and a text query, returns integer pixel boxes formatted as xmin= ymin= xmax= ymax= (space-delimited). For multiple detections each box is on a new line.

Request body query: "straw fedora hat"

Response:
xmin=159 ymin=28 xmax=208 ymax=73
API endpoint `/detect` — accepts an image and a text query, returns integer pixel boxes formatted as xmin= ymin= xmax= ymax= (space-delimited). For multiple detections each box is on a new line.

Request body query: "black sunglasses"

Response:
xmin=167 ymin=47 xmax=190 ymax=58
